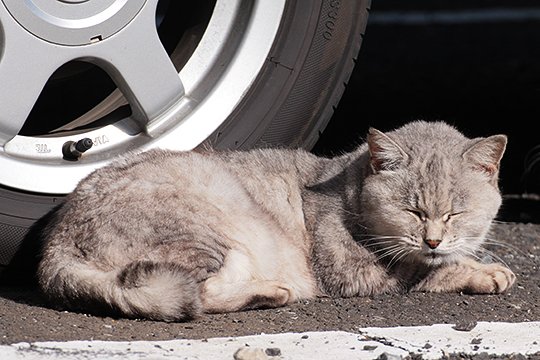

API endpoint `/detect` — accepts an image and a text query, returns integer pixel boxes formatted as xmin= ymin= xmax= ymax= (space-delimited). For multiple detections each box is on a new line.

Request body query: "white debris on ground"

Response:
xmin=0 ymin=321 xmax=539 ymax=359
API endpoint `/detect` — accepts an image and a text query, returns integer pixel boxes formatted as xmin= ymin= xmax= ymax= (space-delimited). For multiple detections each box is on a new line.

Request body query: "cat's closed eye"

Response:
xmin=406 ymin=209 xmax=463 ymax=223
xmin=406 ymin=209 xmax=427 ymax=222
xmin=442 ymin=211 xmax=464 ymax=222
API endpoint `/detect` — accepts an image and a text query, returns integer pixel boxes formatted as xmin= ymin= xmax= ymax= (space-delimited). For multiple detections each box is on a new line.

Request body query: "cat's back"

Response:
xmin=44 ymin=149 xmax=240 ymax=248
xmin=44 ymin=148 xmax=313 ymax=262
xmin=77 ymin=149 xmax=229 ymax=195
xmin=61 ymin=147 xmax=316 ymax=243
xmin=77 ymin=147 xmax=315 ymax=193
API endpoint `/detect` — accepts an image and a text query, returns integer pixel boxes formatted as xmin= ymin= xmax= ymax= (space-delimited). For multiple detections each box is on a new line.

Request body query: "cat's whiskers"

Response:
xmin=442 ymin=239 xmax=476 ymax=254
xmin=372 ymin=240 xmax=416 ymax=268
xmin=459 ymin=248 xmax=485 ymax=264
xmin=356 ymin=235 xmax=408 ymax=246
xmin=386 ymin=247 xmax=415 ymax=269
xmin=357 ymin=234 xmax=407 ymax=239
xmin=373 ymin=244 xmax=404 ymax=259
xmin=475 ymin=248 xmax=511 ymax=268
xmin=378 ymin=249 xmax=404 ymax=266
xmin=482 ymin=237 xmax=531 ymax=258
xmin=460 ymin=235 xmax=534 ymax=264
xmin=370 ymin=244 xmax=404 ymax=257
xmin=426 ymin=239 xmax=480 ymax=265
xmin=458 ymin=249 xmax=477 ymax=262
xmin=357 ymin=234 xmax=412 ymax=243
xmin=362 ymin=234 xmax=420 ymax=269
xmin=455 ymin=243 xmax=512 ymax=268
xmin=462 ymin=241 xmax=484 ymax=256
xmin=461 ymin=247 xmax=511 ymax=269
xmin=361 ymin=243 xmax=401 ymax=253
xmin=358 ymin=236 xmax=418 ymax=261
xmin=358 ymin=239 xmax=407 ymax=249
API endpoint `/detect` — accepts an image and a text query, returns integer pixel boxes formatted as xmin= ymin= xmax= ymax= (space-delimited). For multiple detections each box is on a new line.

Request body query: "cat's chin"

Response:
xmin=414 ymin=251 xmax=461 ymax=267
xmin=421 ymin=255 xmax=447 ymax=267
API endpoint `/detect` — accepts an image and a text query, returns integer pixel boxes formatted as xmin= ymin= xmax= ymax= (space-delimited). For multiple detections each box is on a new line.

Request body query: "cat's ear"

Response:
xmin=462 ymin=135 xmax=507 ymax=178
xmin=367 ymin=128 xmax=409 ymax=173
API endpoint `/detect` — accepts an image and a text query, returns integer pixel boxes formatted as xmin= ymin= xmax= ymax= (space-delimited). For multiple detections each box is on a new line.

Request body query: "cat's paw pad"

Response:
xmin=466 ymin=264 xmax=516 ymax=294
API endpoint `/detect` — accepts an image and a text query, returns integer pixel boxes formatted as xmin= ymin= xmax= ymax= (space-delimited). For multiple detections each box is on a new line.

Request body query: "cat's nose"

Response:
xmin=424 ymin=239 xmax=441 ymax=249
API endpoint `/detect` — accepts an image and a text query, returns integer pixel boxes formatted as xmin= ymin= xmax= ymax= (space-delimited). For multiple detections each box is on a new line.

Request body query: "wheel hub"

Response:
xmin=1 ymin=0 xmax=147 ymax=45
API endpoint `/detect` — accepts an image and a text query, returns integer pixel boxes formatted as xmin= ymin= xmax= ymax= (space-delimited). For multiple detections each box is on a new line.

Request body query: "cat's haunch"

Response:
xmin=37 ymin=121 xmax=515 ymax=321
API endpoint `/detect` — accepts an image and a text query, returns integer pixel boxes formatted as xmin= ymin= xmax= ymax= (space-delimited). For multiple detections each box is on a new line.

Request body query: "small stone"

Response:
xmin=376 ymin=352 xmax=402 ymax=360
xmin=265 ymin=348 xmax=281 ymax=357
xmin=233 ymin=347 xmax=269 ymax=360
xmin=363 ymin=345 xmax=378 ymax=351
xmin=471 ymin=338 xmax=482 ymax=345
xmin=452 ymin=320 xmax=477 ymax=331
xmin=301 ymin=335 xmax=309 ymax=339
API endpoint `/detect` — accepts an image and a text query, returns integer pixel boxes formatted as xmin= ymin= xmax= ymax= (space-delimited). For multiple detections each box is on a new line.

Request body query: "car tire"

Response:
xmin=0 ymin=0 xmax=370 ymax=272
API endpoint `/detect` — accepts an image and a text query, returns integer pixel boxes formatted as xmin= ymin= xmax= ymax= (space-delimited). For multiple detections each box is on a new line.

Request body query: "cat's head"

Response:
xmin=359 ymin=121 xmax=507 ymax=266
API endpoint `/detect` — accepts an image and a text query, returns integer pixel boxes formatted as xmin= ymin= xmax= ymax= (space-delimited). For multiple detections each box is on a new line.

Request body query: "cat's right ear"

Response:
xmin=462 ymin=134 xmax=507 ymax=180
xmin=367 ymin=128 xmax=409 ymax=173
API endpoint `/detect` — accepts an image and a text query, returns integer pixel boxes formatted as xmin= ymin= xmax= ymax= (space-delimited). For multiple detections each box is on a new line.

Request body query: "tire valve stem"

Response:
xmin=62 ymin=138 xmax=94 ymax=161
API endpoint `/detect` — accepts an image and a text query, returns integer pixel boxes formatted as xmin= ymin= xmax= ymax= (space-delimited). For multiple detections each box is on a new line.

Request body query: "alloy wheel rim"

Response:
xmin=0 ymin=0 xmax=286 ymax=194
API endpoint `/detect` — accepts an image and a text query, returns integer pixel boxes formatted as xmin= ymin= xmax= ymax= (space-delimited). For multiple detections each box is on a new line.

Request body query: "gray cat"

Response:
xmin=38 ymin=121 xmax=515 ymax=321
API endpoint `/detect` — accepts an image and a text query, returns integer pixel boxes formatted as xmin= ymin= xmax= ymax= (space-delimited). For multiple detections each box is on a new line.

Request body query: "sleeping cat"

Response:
xmin=38 ymin=121 xmax=515 ymax=321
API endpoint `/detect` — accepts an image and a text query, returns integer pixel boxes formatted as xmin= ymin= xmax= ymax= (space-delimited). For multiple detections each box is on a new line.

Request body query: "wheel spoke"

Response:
xmin=91 ymin=1 xmax=184 ymax=131
xmin=0 ymin=12 xmax=65 ymax=147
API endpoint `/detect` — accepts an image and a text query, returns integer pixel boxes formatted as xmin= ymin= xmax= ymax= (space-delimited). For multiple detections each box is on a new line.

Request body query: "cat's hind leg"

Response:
xmin=201 ymin=277 xmax=292 ymax=313
xmin=199 ymin=249 xmax=293 ymax=313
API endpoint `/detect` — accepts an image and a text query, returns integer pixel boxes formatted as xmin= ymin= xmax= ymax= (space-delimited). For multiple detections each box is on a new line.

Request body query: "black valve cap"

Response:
xmin=75 ymin=138 xmax=94 ymax=153
xmin=62 ymin=138 xmax=93 ymax=161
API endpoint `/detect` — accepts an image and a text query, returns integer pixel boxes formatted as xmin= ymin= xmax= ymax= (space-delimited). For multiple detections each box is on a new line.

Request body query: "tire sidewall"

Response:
xmin=208 ymin=0 xmax=370 ymax=150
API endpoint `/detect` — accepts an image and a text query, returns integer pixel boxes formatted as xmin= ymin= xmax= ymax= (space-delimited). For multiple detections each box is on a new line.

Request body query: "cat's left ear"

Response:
xmin=367 ymin=128 xmax=409 ymax=173
xmin=462 ymin=135 xmax=507 ymax=179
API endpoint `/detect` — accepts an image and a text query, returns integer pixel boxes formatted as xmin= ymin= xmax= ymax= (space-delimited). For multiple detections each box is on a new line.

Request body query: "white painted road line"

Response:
xmin=1 ymin=321 xmax=539 ymax=359
xmin=360 ymin=321 xmax=540 ymax=358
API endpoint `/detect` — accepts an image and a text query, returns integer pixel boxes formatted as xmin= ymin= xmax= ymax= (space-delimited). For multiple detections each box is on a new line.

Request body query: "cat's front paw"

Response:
xmin=464 ymin=263 xmax=516 ymax=294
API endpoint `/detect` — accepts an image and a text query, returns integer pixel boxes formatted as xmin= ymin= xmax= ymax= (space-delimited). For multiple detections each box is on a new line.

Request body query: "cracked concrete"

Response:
xmin=1 ymin=322 xmax=539 ymax=359
xmin=361 ymin=322 xmax=540 ymax=359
